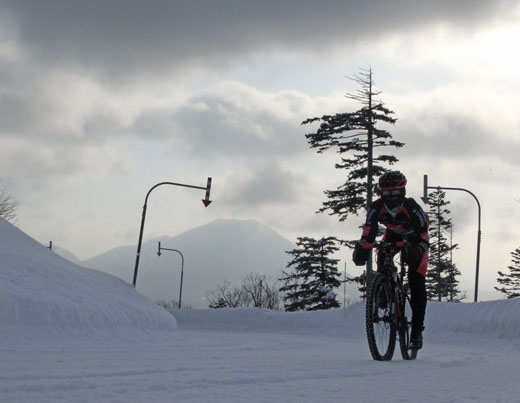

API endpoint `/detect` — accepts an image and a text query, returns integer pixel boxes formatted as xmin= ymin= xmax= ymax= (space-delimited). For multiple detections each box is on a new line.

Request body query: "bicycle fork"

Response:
xmin=393 ymin=280 xmax=408 ymax=331
xmin=391 ymin=272 xmax=402 ymax=326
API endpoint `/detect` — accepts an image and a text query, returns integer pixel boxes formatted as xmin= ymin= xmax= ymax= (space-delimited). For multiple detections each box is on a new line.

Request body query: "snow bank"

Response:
xmin=171 ymin=304 xmax=366 ymax=338
xmin=2 ymin=216 xmax=519 ymax=348
xmin=171 ymin=298 xmax=520 ymax=341
xmin=0 ymin=219 xmax=177 ymax=345
xmin=426 ymin=299 xmax=520 ymax=339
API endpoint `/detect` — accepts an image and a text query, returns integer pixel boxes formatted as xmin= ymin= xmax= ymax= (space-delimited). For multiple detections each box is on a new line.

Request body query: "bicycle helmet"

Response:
xmin=378 ymin=171 xmax=407 ymax=208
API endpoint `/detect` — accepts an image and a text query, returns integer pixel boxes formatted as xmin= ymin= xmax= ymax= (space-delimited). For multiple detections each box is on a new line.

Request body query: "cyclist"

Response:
xmin=353 ymin=170 xmax=429 ymax=350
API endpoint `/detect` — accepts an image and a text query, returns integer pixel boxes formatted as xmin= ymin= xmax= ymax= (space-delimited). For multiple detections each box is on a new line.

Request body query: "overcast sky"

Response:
xmin=1 ymin=0 xmax=519 ymax=300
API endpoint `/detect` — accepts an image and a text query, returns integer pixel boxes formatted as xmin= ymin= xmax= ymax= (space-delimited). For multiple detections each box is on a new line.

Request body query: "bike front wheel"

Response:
xmin=365 ymin=273 xmax=396 ymax=361
xmin=397 ymin=287 xmax=413 ymax=360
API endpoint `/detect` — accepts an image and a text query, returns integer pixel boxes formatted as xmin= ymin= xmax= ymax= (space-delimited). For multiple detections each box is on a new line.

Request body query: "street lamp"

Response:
xmin=157 ymin=241 xmax=184 ymax=309
xmin=132 ymin=178 xmax=212 ymax=288
xmin=422 ymin=175 xmax=482 ymax=302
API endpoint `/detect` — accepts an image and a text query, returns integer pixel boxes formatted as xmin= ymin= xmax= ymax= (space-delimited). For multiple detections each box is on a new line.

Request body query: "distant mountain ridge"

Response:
xmin=52 ymin=246 xmax=82 ymax=264
xmin=81 ymin=219 xmax=297 ymax=308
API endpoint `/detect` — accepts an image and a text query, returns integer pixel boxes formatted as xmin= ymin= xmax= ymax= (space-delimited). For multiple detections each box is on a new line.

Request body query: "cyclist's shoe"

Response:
xmin=410 ymin=327 xmax=424 ymax=350
xmin=410 ymin=334 xmax=423 ymax=350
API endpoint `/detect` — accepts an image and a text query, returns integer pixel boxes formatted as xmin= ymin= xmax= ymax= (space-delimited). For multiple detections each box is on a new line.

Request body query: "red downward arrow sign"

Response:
xmin=202 ymin=177 xmax=212 ymax=207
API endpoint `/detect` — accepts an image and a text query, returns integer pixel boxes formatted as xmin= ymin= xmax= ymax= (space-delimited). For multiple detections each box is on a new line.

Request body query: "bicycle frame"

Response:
xmin=365 ymin=240 xmax=411 ymax=311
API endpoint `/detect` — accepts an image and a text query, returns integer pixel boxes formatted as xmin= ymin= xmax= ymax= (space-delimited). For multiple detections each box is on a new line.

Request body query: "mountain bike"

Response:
xmin=362 ymin=236 xmax=416 ymax=360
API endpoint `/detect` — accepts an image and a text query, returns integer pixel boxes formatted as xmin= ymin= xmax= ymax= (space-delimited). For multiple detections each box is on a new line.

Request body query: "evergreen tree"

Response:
xmin=302 ymin=67 xmax=404 ymax=282
xmin=302 ymin=67 xmax=403 ymax=221
xmin=426 ymin=189 xmax=461 ymax=301
xmin=495 ymin=247 xmax=520 ymax=298
xmin=280 ymin=237 xmax=341 ymax=311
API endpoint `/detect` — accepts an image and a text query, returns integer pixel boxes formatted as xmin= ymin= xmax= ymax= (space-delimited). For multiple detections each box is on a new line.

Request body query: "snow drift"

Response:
xmin=171 ymin=298 xmax=520 ymax=342
xmin=0 ymin=218 xmax=177 ymax=344
xmin=2 ymin=215 xmax=519 ymax=350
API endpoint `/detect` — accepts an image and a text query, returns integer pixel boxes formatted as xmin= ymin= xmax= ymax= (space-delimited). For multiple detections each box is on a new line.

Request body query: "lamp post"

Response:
xmin=157 ymin=242 xmax=184 ymax=309
xmin=132 ymin=178 xmax=212 ymax=288
xmin=422 ymin=175 xmax=481 ymax=302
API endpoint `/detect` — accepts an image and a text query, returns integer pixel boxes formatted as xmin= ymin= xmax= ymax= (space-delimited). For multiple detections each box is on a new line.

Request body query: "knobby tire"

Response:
xmin=366 ymin=273 xmax=396 ymax=361
xmin=397 ymin=289 xmax=413 ymax=360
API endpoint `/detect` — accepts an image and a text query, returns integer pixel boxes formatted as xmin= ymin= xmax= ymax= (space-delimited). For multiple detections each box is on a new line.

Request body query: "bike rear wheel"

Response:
xmin=366 ymin=273 xmax=396 ymax=361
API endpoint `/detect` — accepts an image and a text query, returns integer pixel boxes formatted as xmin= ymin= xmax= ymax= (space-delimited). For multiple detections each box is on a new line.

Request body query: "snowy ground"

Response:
xmin=1 ymin=218 xmax=520 ymax=402
xmin=2 ymin=305 xmax=520 ymax=403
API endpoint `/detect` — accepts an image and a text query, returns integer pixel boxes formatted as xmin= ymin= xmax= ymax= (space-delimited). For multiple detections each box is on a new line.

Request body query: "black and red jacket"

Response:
xmin=361 ymin=197 xmax=430 ymax=275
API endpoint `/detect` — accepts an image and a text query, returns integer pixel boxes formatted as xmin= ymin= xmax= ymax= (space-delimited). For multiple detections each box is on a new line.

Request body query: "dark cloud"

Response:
xmin=0 ymin=58 xmax=57 ymax=137
xmin=4 ymin=0 xmax=514 ymax=82
xmin=0 ymin=78 xmax=311 ymax=188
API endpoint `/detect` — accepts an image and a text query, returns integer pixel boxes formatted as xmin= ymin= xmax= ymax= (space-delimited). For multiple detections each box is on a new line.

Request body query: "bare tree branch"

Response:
xmin=0 ymin=183 xmax=19 ymax=223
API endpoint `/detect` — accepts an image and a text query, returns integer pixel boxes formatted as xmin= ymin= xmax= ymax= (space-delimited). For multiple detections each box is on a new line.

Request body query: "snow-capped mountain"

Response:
xmin=81 ymin=219 xmax=298 ymax=307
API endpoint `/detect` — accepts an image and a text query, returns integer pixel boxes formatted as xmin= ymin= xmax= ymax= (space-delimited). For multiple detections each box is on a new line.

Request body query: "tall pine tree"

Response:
xmin=302 ymin=67 xmax=403 ymax=221
xmin=280 ymin=237 xmax=341 ymax=311
xmin=302 ymin=67 xmax=404 ymax=281
xmin=495 ymin=247 xmax=520 ymax=298
xmin=426 ymin=189 xmax=461 ymax=301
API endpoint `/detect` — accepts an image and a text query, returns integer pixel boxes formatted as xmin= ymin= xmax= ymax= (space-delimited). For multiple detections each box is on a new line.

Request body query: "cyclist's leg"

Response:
xmin=407 ymin=253 xmax=428 ymax=343
xmin=408 ymin=271 xmax=426 ymax=334
xmin=376 ymin=249 xmax=385 ymax=273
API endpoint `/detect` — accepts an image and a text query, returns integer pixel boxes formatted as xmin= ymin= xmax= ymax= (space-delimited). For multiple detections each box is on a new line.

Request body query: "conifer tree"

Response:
xmin=280 ymin=237 xmax=341 ymax=311
xmin=302 ymin=67 xmax=403 ymax=221
xmin=302 ymin=67 xmax=404 ymax=281
xmin=495 ymin=247 xmax=520 ymax=298
xmin=426 ymin=189 xmax=461 ymax=301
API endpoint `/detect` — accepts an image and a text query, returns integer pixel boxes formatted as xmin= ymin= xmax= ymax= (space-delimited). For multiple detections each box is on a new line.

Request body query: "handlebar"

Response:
xmin=358 ymin=229 xmax=415 ymax=250
xmin=360 ymin=241 xmax=406 ymax=250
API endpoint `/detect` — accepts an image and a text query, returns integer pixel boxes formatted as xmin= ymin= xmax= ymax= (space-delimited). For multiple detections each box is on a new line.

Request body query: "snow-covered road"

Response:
xmin=2 ymin=324 xmax=519 ymax=403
